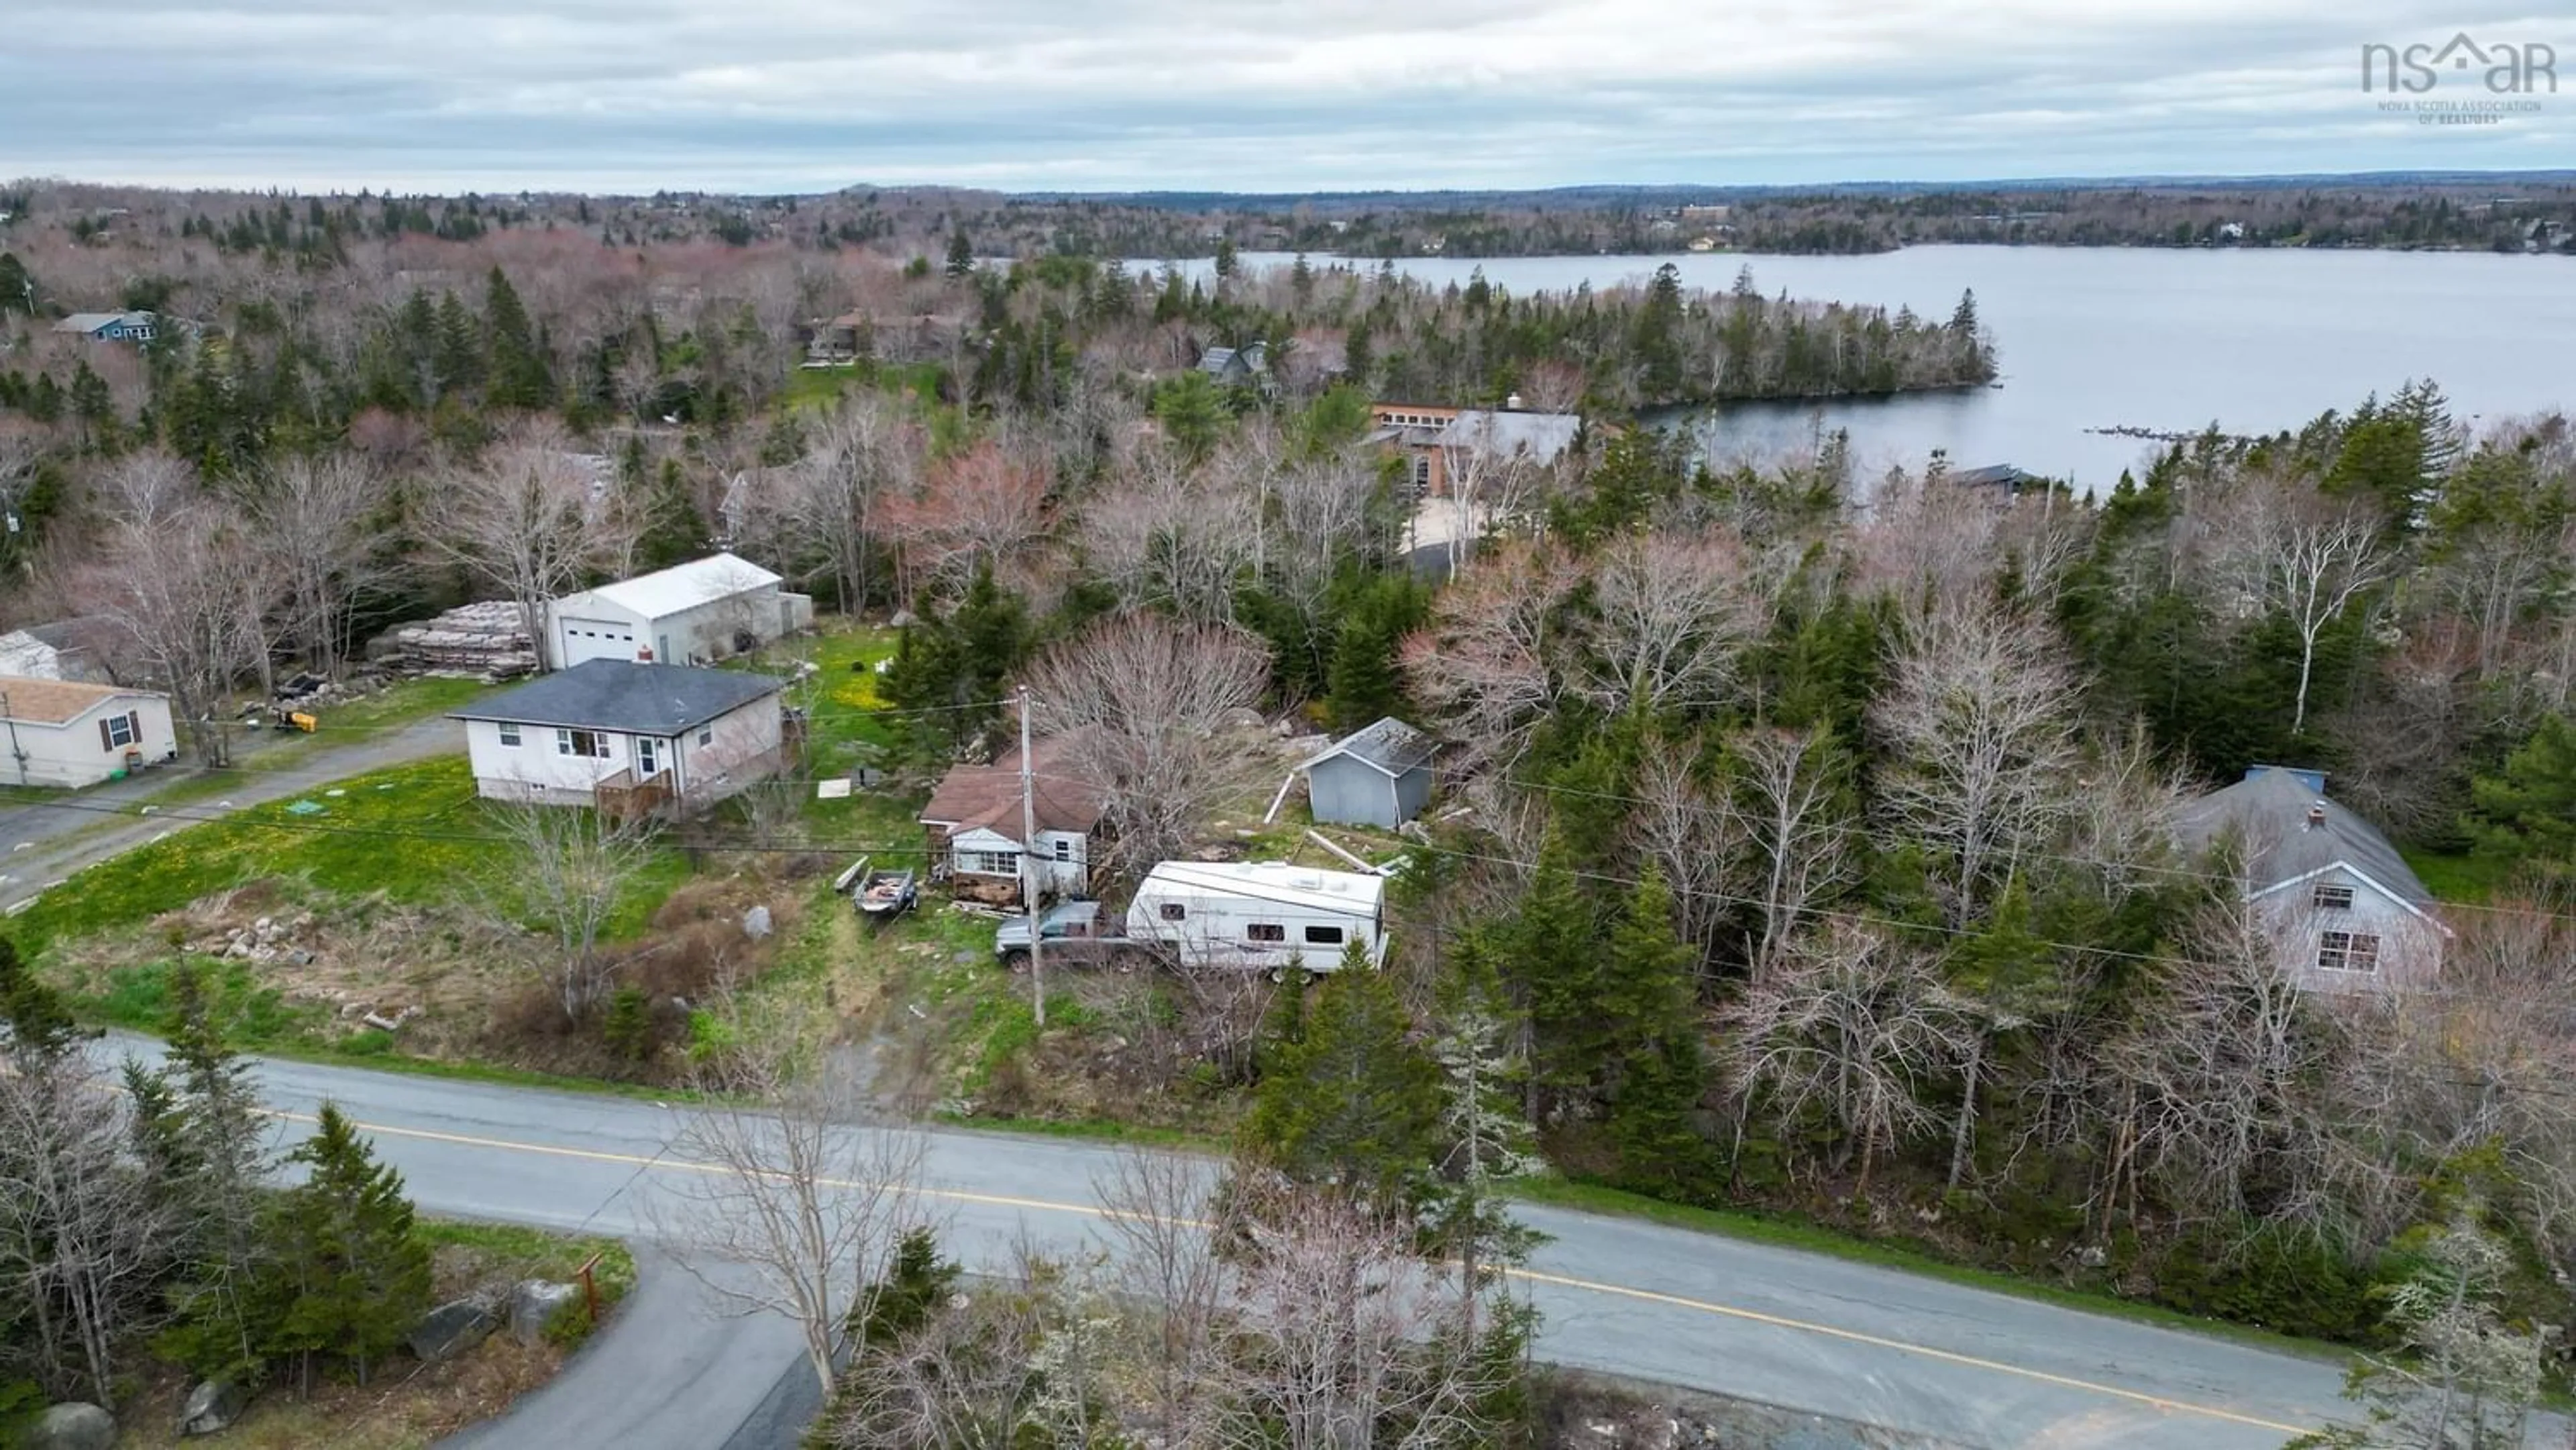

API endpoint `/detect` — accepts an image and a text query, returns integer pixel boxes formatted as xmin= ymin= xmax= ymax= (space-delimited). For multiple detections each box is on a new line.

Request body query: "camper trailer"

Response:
xmin=1124 ymin=861 xmax=1387 ymax=970
xmin=994 ymin=860 xmax=1391 ymax=972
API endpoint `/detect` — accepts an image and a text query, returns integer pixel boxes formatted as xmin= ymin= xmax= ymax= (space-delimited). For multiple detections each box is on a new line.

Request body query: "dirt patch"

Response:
xmin=1541 ymin=1370 xmax=1960 ymax=1450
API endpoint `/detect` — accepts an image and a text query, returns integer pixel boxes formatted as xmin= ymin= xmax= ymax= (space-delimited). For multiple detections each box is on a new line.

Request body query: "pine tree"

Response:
xmin=431 ymin=291 xmax=482 ymax=397
xmin=1427 ymin=938 xmax=1542 ymax=1320
xmin=0 ymin=933 xmax=82 ymax=1060
xmin=1239 ymin=943 xmax=1444 ymax=1214
xmin=151 ymin=964 xmax=279 ymax=1381
xmin=945 ymin=228 xmax=975 ymax=278
xmin=482 ymin=266 xmax=553 ymax=409
xmin=1500 ymin=832 xmax=1605 ymax=1123
xmin=262 ymin=1104 xmax=433 ymax=1394
xmin=2469 ymin=714 xmax=2576 ymax=868
xmin=1598 ymin=868 xmax=1714 ymax=1194
xmin=1326 ymin=574 xmax=1428 ymax=731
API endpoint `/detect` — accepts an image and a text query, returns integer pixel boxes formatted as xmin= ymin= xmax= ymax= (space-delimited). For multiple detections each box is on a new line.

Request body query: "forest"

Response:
xmin=5 ymin=176 xmax=2576 ymax=1443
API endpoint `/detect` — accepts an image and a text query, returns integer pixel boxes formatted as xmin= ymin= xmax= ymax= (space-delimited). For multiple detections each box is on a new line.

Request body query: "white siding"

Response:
xmin=546 ymin=580 xmax=800 ymax=670
xmin=465 ymin=717 xmax=632 ymax=803
xmin=943 ymin=827 xmax=1089 ymax=896
xmin=1 ymin=695 xmax=176 ymax=788
xmin=2254 ymin=864 xmax=2445 ymax=991
xmin=672 ymin=696 xmax=784 ymax=805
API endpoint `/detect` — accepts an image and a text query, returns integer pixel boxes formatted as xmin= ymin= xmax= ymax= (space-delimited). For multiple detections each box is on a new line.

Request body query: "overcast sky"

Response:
xmin=4 ymin=0 xmax=2571 ymax=193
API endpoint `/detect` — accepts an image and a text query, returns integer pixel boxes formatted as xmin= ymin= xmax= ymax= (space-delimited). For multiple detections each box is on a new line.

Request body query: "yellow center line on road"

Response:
xmin=282 ymin=1108 xmax=2314 ymax=1438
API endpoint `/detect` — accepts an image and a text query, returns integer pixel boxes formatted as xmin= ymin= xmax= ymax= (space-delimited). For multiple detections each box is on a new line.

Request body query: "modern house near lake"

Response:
xmin=1299 ymin=717 xmax=1436 ymax=829
xmin=2175 ymin=765 xmax=2450 ymax=990
xmin=545 ymin=553 xmax=812 ymax=671
xmin=0 ymin=676 xmax=176 ymax=788
xmin=1367 ymin=399 xmax=1583 ymax=497
xmin=452 ymin=659 xmax=790 ymax=817
xmin=918 ymin=733 xmax=1107 ymax=907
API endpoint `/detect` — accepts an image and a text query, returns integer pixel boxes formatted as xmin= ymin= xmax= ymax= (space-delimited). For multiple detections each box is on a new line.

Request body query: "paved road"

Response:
xmin=93 ymin=1041 xmax=2357 ymax=1450
xmin=0 ymin=717 xmax=456 ymax=913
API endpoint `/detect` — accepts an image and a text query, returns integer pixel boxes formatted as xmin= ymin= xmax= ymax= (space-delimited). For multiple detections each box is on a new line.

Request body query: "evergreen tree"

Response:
xmin=2468 ymin=713 xmax=2576 ymax=868
xmin=0 ymin=933 xmax=81 ymax=1061
xmin=1289 ymin=252 xmax=1315 ymax=306
xmin=262 ymin=1104 xmax=433 ymax=1394
xmin=1426 ymin=938 xmax=1542 ymax=1318
xmin=1239 ymin=943 xmax=1444 ymax=1214
xmin=0 ymin=252 xmax=33 ymax=313
xmin=482 ymin=266 xmax=553 ymax=409
xmin=1212 ymin=238 xmax=1239 ymax=279
xmin=1499 ymin=832 xmax=1605 ymax=1122
xmin=945 ymin=228 xmax=975 ymax=278
xmin=67 ymin=360 xmax=115 ymax=450
xmin=1326 ymin=574 xmax=1429 ymax=731
xmin=1597 ymin=868 xmax=1715 ymax=1193
xmin=431 ymin=291 xmax=483 ymax=396
xmin=1632 ymin=262 xmax=1686 ymax=403
xmin=1151 ymin=370 xmax=1228 ymax=462
xmin=877 ymin=559 xmax=1026 ymax=760
xmin=152 ymin=964 xmax=278 ymax=1381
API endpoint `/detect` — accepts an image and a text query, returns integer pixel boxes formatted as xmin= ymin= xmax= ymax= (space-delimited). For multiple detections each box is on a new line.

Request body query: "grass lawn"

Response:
xmin=2399 ymin=844 xmax=2519 ymax=904
xmin=142 ymin=676 xmax=498 ymax=810
xmin=1505 ymin=1176 xmax=2349 ymax=1363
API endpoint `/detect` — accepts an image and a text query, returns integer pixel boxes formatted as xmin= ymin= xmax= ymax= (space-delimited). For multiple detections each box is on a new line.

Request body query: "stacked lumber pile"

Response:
xmin=366 ymin=601 xmax=540 ymax=677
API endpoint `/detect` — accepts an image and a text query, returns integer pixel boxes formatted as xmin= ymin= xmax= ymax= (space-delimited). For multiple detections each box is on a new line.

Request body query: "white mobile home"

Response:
xmin=1124 ymin=861 xmax=1388 ymax=970
xmin=0 ymin=676 xmax=177 ymax=787
xmin=546 ymin=552 xmax=813 ymax=670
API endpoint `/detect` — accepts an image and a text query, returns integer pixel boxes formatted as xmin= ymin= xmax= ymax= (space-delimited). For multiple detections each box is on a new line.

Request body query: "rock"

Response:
xmin=508 ymin=1279 xmax=583 ymax=1345
xmin=890 ymin=608 xmax=918 ymax=628
xmin=2077 ymin=1243 xmax=2108 ymax=1269
xmin=406 ymin=1298 xmax=498 ymax=1363
xmin=29 ymin=1404 xmax=115 ymax=1450
xmin=178 ymin=1379 xmax=249 ymax=1437
xmin=286 ymin=948 xmax=316 ymax=966
xmin=253 ymin=917 xmax=273 ymax=933
xmin=743 ymin=904 xmax=773 ymax=939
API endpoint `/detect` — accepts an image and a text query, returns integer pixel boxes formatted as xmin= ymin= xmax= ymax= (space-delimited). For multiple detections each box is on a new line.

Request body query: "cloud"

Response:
xmin=1 ymin=0 xmax=2568 ymax=190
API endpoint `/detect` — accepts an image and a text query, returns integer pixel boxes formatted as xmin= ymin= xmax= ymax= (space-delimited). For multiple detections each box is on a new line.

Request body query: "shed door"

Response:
xmin=559 ymin=617 xmax=637 ymax=666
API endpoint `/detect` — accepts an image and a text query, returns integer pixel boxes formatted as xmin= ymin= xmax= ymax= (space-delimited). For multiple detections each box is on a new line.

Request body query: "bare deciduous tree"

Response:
xmin=84 ymin=465 xmax=270 ymax=766
xmin=1576 ymin=531 xmax=1765 ymax=716
xmin=1399 ymin=541 xmax=1579 ymax=773
xmin=248 ymin=452 xmax=396 ymax=678
xmin=1093 ymin=1151 xmax=1229 ymax=1447
xmin=2266 ymin=500 xmax=2392 ymax=735
xmin=737 ymin=393 xmax=922 ymax=612
xmin=428 ymin=433 xmax=623 ymax=667
xmin=483 ymin=796 xmax=666 ymax=1023
xmin=655 ymin=1046 xmax=934 ymax=1398
xmin=1872 ymin=598 xmax=2082 ymax=925
xmin=1732 ymin=725 xmax=1859 ymax=985
xmin=1080 ymin=446 xmax=1255 ymax=625
xmin=1626 ymin=733 xmax=1742 ymax=980
xmin=1025 ymin=615 xmax=1271 ymax=876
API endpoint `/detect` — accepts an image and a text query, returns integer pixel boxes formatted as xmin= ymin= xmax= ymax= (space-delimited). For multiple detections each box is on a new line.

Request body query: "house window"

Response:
xmin=103 ymin=713 xmax=136 ymax=749
xmin=1053 ymin=838 xmax=1073 ymax=862
xmin=968 ymin=851 xmax=1018 ymax=876
xmin=1247 ymin=923 xmax=1286 ymax=943
xmin=2312 ymin=884 xmax=2354 ymax=911
xmin=557 ymin=729 xmax=608 ymax=759
xmin=698 ymin=727 xmax=713 ymax=747
xmin=1305 ymin=925 xmax=1344 ymax=946
xmin=2317 ymin=931 xmax=2381 ymax=974
xmin=497 ymin=722 xmax=522 ymax=748
xmin=1159 ymin=902 xmax=1187 ymax=922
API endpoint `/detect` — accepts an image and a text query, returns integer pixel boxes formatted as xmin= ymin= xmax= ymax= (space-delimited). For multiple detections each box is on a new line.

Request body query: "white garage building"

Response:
xmin=545 ymin=553 xmax=813 ymax=671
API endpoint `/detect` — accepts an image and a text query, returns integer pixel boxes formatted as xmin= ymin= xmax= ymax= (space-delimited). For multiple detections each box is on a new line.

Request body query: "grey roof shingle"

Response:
xmin=451 ymin=659 xmax=786 ymax=735
xmin=1435 ymin=409 xmax=1581 ymax=462
xmin=2174 ymin=766 xmax=2434 ymax=910
xmin=1301 ymin=717 xmax=1435 ymax=777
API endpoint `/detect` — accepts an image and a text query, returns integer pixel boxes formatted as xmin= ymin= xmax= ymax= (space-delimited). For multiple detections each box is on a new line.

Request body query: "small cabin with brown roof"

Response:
xmin=918 ymin=733 xmax=1108 ymax=905
xmin=0 ymin=675 xmax=177 ymax=787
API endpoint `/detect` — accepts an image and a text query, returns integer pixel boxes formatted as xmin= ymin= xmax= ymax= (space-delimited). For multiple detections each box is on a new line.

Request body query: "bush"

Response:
xmin=339 ymin=1028 xmax=394 ymax=1057
xmin=2149 ymin=1225 xmax=2380 ymax=1342
xmin=602 ymin=987 xmax=655 ymax=1063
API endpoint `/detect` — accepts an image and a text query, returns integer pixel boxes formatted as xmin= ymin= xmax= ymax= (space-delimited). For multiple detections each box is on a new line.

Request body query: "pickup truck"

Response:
xmin=994 ymin=900 xmax=1150 ymax=972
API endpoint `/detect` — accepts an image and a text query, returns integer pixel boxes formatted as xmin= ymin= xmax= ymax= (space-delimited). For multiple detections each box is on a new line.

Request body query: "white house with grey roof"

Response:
xmin=1299 ymin=717 xmax=1436 ymax=829
xmin=452 ymin=659 xmax=788 ymax=813
xmin=2174 ymin=765 xmax=2450 ymax=991
xmin=545 ymin=552 xmax=812 ymax=671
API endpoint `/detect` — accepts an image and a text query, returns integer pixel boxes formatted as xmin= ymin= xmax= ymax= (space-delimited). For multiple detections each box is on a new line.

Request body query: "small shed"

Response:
xmin=1299 ymin=717 xmax=1435 ymax=829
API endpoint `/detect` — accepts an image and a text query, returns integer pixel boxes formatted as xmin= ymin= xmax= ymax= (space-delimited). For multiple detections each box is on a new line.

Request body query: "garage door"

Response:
xmin=558 ymin=617 xmax=637 ymax=667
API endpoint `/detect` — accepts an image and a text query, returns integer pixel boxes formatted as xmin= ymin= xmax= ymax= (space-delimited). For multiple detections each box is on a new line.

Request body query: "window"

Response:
xmin=1246 ymin=923 xmax=1286 ymax=943
xmin=2312 ymin=883 xmax=2353 ymax=911
xmin=2317 ymin=931 xmax=2381 ymax=974
xmin=556 ymin=729 xmax=608 ymax=759
xmin=1159 ymin=902 xmax=1187 ymax=923
xmin=1053 ymin=837 xmax=1073 ymax=862
xmin=103 ymin=713 xmax=136 ymax=749
xmin=968 ymin=851 xmax=1018 ymax=876
xmin=497 ymin=722 xmax=522 ymax=748
xmin=1304 ymin=925 xmax=1344 ymax=946
xmin=698 ymin=727 xmax=713 ymax=747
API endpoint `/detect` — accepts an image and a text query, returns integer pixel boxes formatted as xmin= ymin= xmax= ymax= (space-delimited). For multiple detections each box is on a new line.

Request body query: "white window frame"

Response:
xmin=2317 ymin=930 xmax=2381 ymax=974
xmin=497 ymin=721 xmax=522 ymax=748
xmin=556 ymin=728 xmax=609 ymax=760
xmin=2312 ymin=883 xmax=2355 ymax=911
xmin=103 ymin=713 xmax=136 ymax=748
xmin=1053 ymin=837 xmax=1073 ymax=862
xmin=966 ymin=850 xmax=1018 ymax=877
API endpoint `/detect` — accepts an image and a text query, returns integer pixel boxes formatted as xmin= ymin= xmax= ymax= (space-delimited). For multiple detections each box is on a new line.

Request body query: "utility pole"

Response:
xmin=1018 ymin=684 xmax=1044 ymax=1027
xmin=0 ymin=690 xmax=25 ymax=786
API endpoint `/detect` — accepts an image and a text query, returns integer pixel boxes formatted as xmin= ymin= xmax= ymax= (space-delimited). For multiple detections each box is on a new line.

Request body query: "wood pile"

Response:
xmin=366 ymin=601 xmax=540 ymax=677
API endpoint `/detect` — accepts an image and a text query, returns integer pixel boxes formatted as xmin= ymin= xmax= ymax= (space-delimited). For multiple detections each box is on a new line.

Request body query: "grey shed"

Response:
xmin=1299 ymin=717 xmax=1436 ymax=829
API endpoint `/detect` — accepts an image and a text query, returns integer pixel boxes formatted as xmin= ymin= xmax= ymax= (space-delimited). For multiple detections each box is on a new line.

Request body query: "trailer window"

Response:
xmin=1159 ymin=902 xmax=1187 ymax=922
xmin=1304 ymin=925 xmax=1344 ymax=946
xmin=1246 ymin=923 xmax=1285 ymax=943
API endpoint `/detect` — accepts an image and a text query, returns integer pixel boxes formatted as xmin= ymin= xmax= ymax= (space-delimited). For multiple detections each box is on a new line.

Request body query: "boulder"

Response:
xmin=178 ymin=1379 xmax=249 ymax=1437
xmin=29 ymin=1404 xmax=115 ymax=1450
xmin=406 ymin=1298 xmax=498 ymax=1363
xmin=509 ymin=1278 xmax=583 ymax=1345
xmin=743 ymin=904 xmax=773 ymax=939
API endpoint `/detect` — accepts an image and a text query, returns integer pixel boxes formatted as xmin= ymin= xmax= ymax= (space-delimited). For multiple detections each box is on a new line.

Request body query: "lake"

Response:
xmin=1150 ymin=248 xmax=2576 ymax=491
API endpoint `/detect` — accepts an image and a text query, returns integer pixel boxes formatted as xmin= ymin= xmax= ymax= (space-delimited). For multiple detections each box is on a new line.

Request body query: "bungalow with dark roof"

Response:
xmin=451 ymin=658 xmax=789 ymax=815
xmin=2174 ymin=764 xmax=2451 ymax=990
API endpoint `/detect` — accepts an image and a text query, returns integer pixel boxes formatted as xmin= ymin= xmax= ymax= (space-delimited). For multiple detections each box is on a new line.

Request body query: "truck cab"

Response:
xmin=994 ymin=900 xmax=1132 ymax=970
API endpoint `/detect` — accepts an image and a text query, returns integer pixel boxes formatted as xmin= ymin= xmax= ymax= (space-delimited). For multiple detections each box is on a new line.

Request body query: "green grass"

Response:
xmin=136 ymin=676 xmax=499 ymax=811
xmin=939 ymin=1112 xmax=1225 ymax=1153
xmin=12 ymin=754 xmax=688 ymax=962
xmin=2399 ymin=845 xmax=2518 ymax=904
xmin=1505 ymin=1177 xmax=2349 ymax=1362
xmin=417 ymin=1219 xmax=638 ymax=1347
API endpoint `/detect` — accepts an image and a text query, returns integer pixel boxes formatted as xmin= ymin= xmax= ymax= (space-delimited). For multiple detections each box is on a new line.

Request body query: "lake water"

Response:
xmin=1152 ymin=248 xmax=2576 ymax=491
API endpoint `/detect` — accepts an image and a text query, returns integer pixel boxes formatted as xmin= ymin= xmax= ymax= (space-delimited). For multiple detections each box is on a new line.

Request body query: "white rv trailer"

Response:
xmin=1123 ymin=860 xmax=1388 ymax=970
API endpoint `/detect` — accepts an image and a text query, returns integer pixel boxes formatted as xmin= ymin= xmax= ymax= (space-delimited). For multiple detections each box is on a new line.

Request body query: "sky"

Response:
xmin=3 ymin=0 xmax=2571 ymax=193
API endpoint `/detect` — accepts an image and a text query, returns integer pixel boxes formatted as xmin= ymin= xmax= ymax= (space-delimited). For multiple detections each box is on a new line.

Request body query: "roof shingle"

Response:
xmin=451 ymin=660 xmax=786 ymax=735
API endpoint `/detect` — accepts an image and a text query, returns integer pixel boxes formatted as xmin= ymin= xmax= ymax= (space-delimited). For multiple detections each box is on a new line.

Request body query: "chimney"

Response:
xmin=1504 ymin=393 xmax=1523 ymax=411
xmin=2305 ymin=802 xmax=2326 ymax=831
